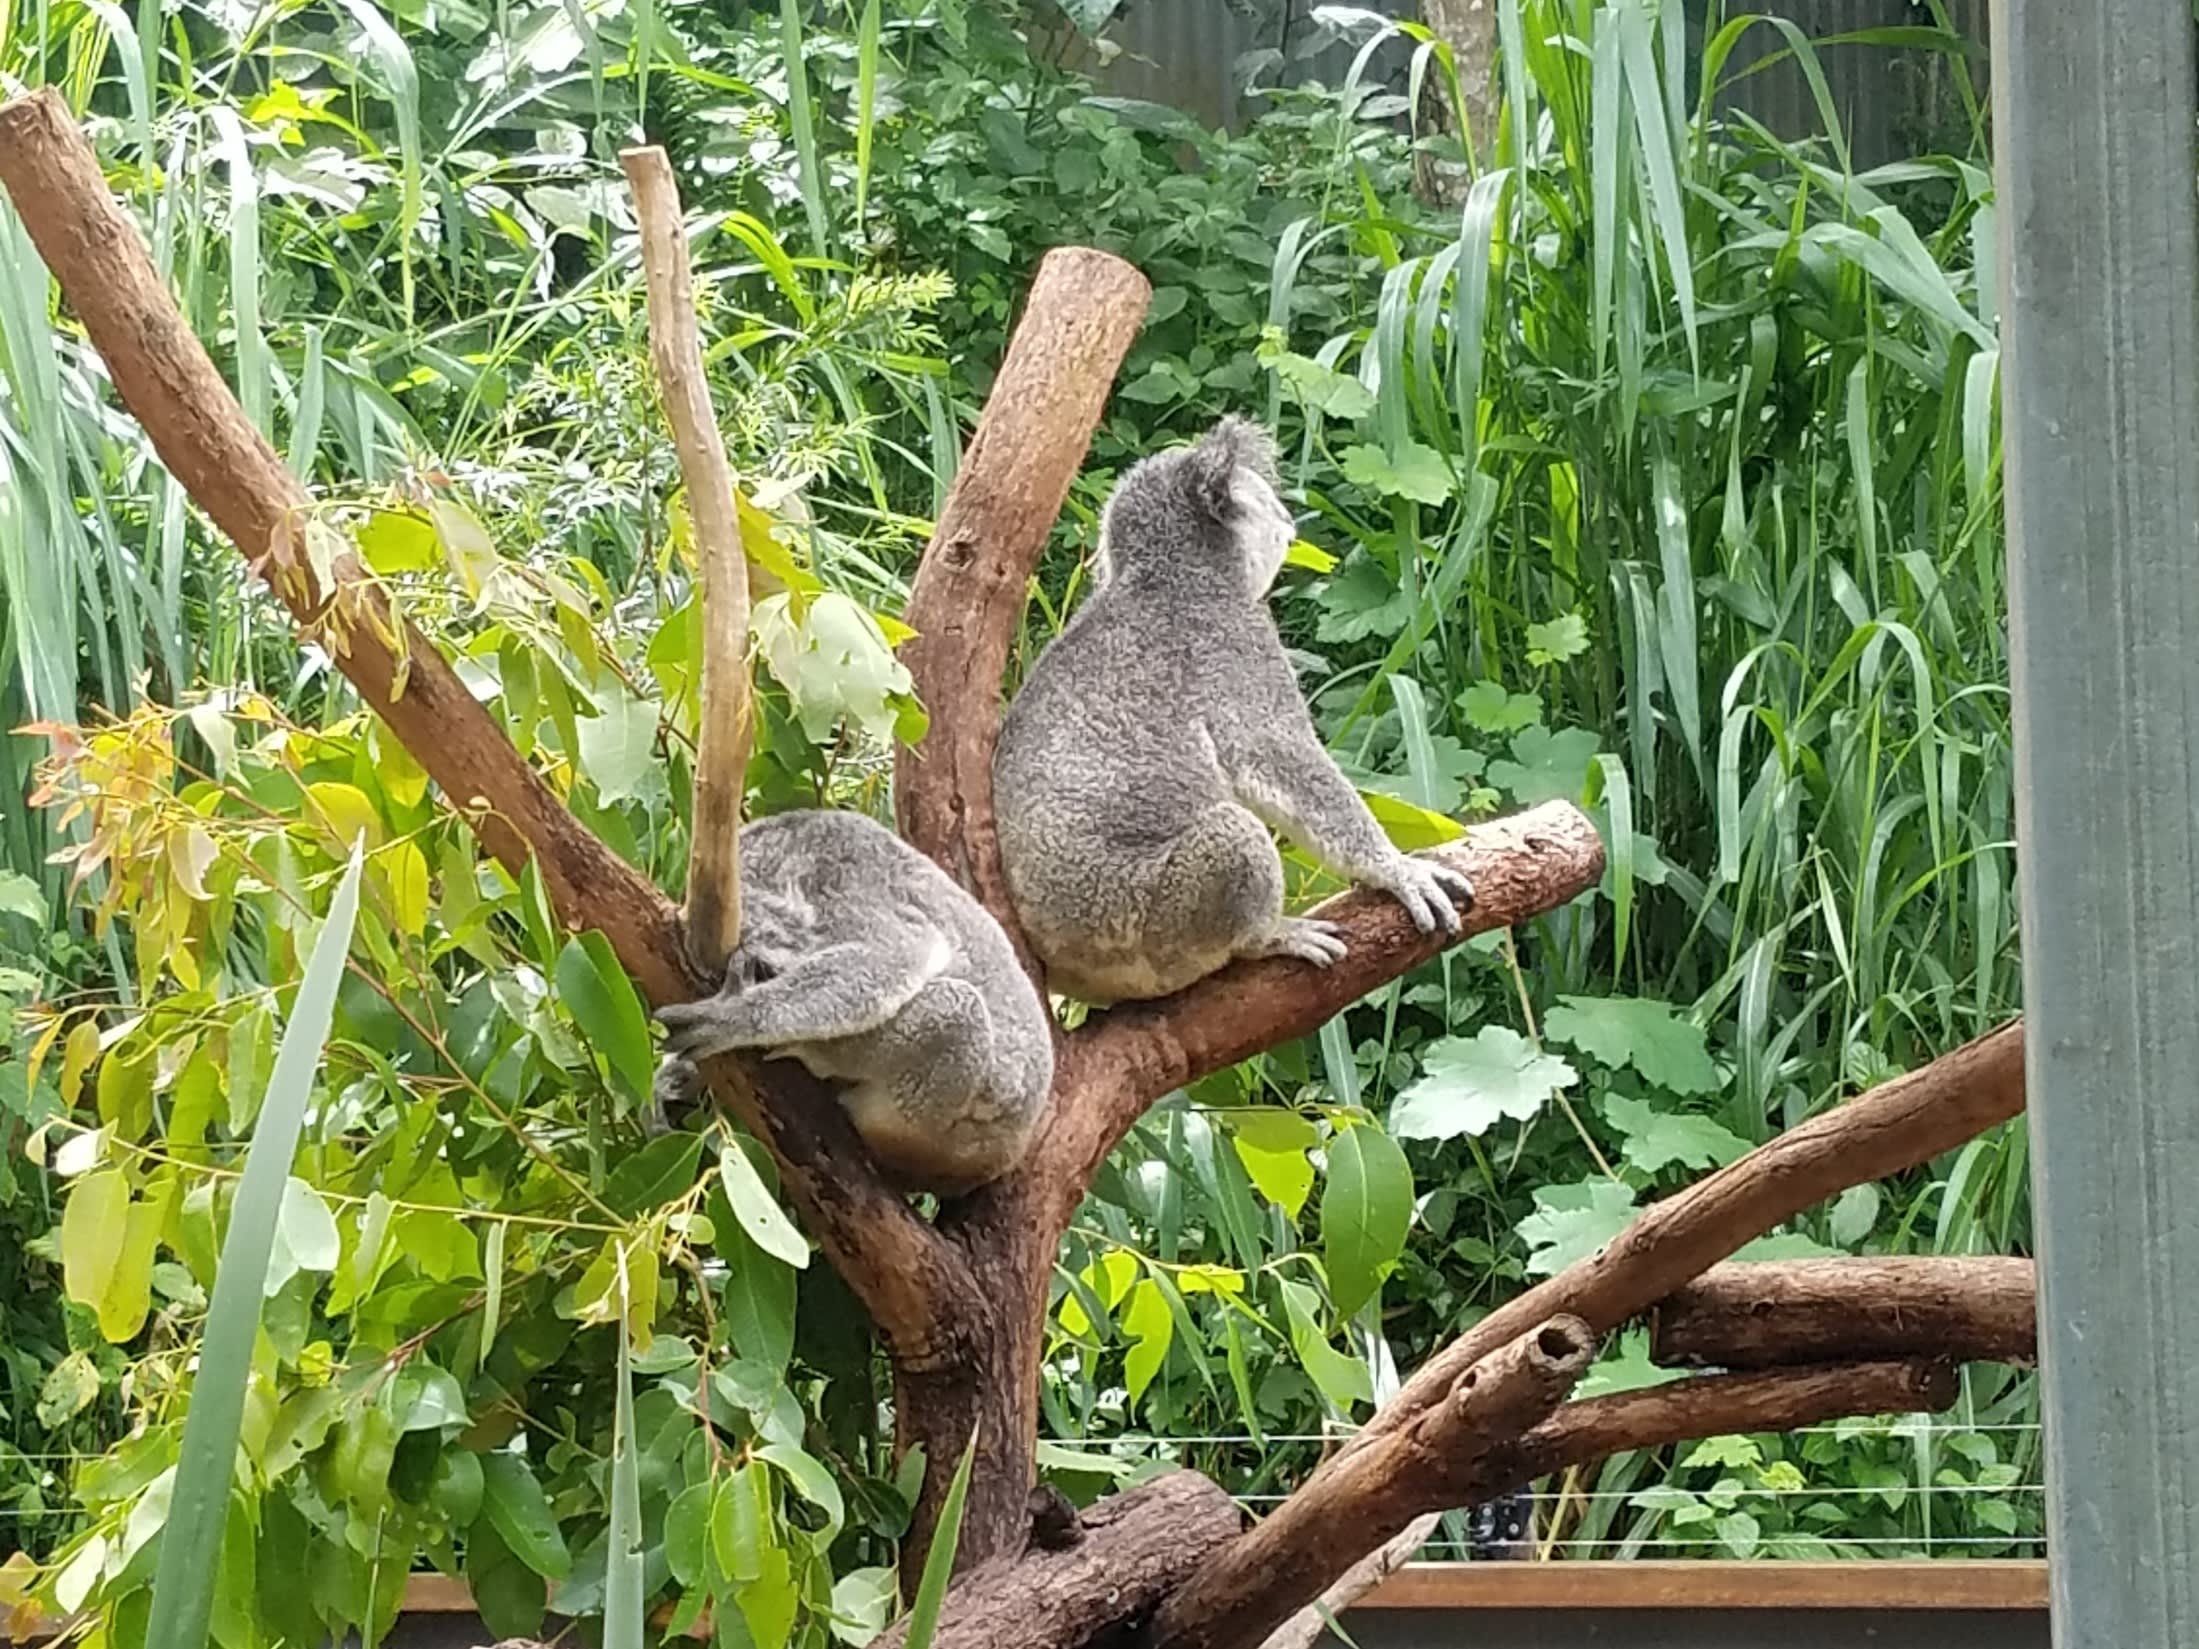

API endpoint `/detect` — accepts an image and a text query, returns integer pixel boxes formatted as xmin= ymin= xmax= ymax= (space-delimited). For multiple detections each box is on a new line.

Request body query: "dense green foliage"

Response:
xmin=0 ymin=0 xmax=2032 ymax=1640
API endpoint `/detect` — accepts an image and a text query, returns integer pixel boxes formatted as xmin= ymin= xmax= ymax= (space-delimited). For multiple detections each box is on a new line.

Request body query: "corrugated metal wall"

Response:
xmin=1093 ymin=0 xmax=1991 ymax=165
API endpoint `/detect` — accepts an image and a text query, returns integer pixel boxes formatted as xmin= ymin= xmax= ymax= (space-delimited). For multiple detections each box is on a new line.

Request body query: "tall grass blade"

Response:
xmin=145 ymin=842 xmax=365 ymax=1649
xmin=778 ymin=0 xmax=829 ymax=259
xmin=900 ymin=1432 xmax=978 ymax=1649
xmin=601 ymin=1247 xmax=645 ymax=1649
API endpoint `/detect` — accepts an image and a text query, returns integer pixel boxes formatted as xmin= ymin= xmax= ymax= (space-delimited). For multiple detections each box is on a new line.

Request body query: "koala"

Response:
xmin=992 ymin=415 xmax=1473 ymax=1005
xmin=651 ymin=809 xmax=1054 ymax=1197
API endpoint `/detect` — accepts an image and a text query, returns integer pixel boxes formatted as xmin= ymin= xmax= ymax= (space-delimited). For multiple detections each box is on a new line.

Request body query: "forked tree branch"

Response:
xmin=1334 ymin=1019 xmax=2024 ymax=1463
xmin=1151 ymin=1357 xmax=1963 ymax=1649
xmin=1651 ymin=1257 xmax=2037 ymax=1370
xmin=620 ymin=143 xmax=754 ymax=976
xmin=0 ymin=86 xmax=960 ymax=1354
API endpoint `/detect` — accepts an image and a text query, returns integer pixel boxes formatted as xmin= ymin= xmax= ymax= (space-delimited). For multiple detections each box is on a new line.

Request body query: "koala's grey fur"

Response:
xmin=652 ymin=809 xmax=1054 ymax=1197
xmin=992 ymin=415 xmax=1474 ymax=1005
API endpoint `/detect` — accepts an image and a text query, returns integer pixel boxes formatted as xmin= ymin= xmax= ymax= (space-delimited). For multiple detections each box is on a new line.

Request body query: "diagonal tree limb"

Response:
xmin=1331 ymin=1018 xmax=2025 ymax=1465
xmin=0 ymin=86 xmax=961 ymax=1355
xmin=1151 ymin=1357 xmax=1962 ymax=1649
xmin=620 ymin=143 xmax=754 ymax=977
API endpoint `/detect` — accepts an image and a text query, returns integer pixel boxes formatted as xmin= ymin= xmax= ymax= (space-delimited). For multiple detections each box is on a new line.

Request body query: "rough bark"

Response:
xmin=1335 ymin=1020 xmax=2024 ymax=1464
xmin=1415 ymin=0 xmax=1501 ymax=205
xmin=870 ymin=1473 xmax=1242 ymax=1649
xmin=895 ymin=245 xmax=1152 ymax=967
xmin=1652 ymin=1257 xmax=2037 ymax=1371
xmin=1150 ymin=1319 xmax=1596 ymax=1649
xmin=621 ymin=143 xmax=753 ymax=975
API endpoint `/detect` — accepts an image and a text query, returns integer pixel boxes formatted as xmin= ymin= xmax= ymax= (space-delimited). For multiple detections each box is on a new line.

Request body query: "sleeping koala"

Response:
xmin=652 ymin=809 xmax=1054 ymax=1197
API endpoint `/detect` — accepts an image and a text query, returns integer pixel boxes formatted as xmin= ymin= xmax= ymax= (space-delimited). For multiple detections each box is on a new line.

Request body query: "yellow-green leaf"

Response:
xmin=61 ymin=1170 xmax=130 ymax=1313
xmin=305 ymin=782 xmax=382 ymax=854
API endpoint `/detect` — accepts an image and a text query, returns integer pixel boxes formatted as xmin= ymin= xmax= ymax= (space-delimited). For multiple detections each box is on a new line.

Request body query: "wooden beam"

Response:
xmin=1990 ymin=0 xmax=2199 ymax=1641
xmin=1357 ymin=1560 xmax=2048 ymax=1612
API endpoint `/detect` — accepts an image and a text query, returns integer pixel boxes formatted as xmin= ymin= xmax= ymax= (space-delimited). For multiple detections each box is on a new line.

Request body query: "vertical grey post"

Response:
xmin=1990 ymin=2 xmax=2199 ymax=1645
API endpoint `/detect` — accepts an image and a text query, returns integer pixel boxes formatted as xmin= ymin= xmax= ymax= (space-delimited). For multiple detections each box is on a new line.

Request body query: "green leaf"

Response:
xmin=1682 ymin=1435 xmax=1761 ymax=1470
xmin=60 ymin=1169 xmax=130 ymax=1313
xmin=664 ymin=1482 xmax=712 ymax=1588
xmin=355 ymin=507 xmax=439 ymax=574
xmin=1544 ymin=995 xmax=1721 ymax=1094
xmin=1457 ymin=680 xmax=1542 ymax=734
xmin=0 ymin=869 xmax=46 ymax=923
xmin=265 ymin=1176 xmax=341 ymax=1296
xmin=1120 ymin=1279 xmax=1174 ymax=1407
xmin=1339 ymin=440 xmax=1453 ymax=504
xmin=555 ymin=933 xmax=656 ymax=1110
xmin=758 ymin=1441 xmax=846 ymax=1544
xmin=1272 ymin=351 xmax=1376 ymax=420
xmin=1391 ymin=1027 xmax=1577 ymax=1141
xmin=602 ymin=1129 xmax=705 ymax=1217
xmin=1278 ymin=1278 xmax=1372 ymax=1410
xmin=1320 ymin=1123 xmax=1412 ymax=1317
xmin=1229 ymin=1110 xmax=1318 ymax=1216
xmin=467 ymin=1520 xmax=547 ymax=1640
xmin=575 ymin=687 xmax=666 ymax=808
xmin=901 ymin=1433 xmax=979 ymax=1649
xmin=603 ymin=1276 xmax=645 ymax=1649
xmin=719 ymin=1139 xmax=811 ymax=1269
xmin=1516 ymin=1178 xmax=1639 ymax=1277
xmin=1829 ymin=1184 xmax=1882 ymax=1247
xmin=1315 ymin=554 xmax=1412 ymax=644
xmin=146 ymin=843 xmax=364 ymax=1649
xmin=481 ymin=1452 xmax=573 ymax=1582
xmin=1602 ymin=1092 xmax=1750 ymax=1174
xmin=1487 ymin=724 xmax=1602 ymax=807
xmin=716 ymin=1207 xmax=798 ymax=1375
xmin=711 ymin=1463 xmax=768 ymax=1584
xmin=1718 ymin=1509 xmax=1762 ymax=1559
xmin=1524 ymin=611 xmax=1591 ymax=666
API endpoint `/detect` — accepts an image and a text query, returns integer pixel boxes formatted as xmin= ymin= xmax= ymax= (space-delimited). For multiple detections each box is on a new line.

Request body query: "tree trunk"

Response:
xmin=1417 ymin=0 xmax=1502 ymax=207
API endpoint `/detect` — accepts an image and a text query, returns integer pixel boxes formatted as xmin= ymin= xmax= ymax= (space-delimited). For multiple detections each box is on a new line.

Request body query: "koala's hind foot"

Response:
xmin=1379 ymin=855 xmax=1476 ymax=936
xmin=1242 ymin=915 xmax=1348 ymax=970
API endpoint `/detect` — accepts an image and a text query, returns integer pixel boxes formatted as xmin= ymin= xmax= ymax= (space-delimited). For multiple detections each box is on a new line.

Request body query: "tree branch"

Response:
xmin=894 ymin=245 xmax=1152 ymax=963
xmin=1255 ymin=1514 xmax=1441 ymax=1649
xmin=620 ymin=143 xmax=753 ymax=976
xmin=1149 ymin=1317 xmax=1597 ymax=1649
xmin=1332 ymin=1019 xmax=2024 ymax=1464
xmin=1152 ymin=1358 xmax=1961 ymax=1649
xmin=1651 ymin=1257 xmax=2037 ymax=1371
xmin=0 ymin=87 xmax=958 ymax=1355
xmin=1043 ymin=800 xmax=1605 ymax=1212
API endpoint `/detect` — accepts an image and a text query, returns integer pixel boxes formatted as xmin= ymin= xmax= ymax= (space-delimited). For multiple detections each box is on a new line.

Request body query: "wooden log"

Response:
xmin=620 ymin=143 xmax=753 ymax=975
xmin=1651 ymin=1257 xmax=2037 ymax=1370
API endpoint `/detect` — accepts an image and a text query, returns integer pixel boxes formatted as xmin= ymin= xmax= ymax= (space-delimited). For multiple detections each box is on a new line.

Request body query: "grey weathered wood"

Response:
xmin=1990 ymin=1 xmax=2199 ymax=1644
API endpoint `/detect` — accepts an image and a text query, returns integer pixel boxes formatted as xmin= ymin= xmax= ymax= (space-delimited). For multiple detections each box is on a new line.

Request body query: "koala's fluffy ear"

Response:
xmin=1189 ymin=415 xmax=1281 ymax=518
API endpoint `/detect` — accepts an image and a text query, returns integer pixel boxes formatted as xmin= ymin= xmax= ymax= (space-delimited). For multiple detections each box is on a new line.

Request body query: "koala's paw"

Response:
xmin=654 ymin=998 xmax=755 ymax=1062
xmin=1256 ymin=916 xmax=1349 ymax=969
xmin=1384 ymin=855 xmax=1475 ymax=935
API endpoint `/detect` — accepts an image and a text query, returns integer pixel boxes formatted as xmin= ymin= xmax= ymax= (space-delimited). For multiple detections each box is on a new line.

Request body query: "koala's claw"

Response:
xmin=1258 ymin=916 xmax=1349 ymax=969
xmin=654 ymin=1000 xmax=747 ymax=1062
xmin=1386 ymin=856 xmax=1474 ymax=935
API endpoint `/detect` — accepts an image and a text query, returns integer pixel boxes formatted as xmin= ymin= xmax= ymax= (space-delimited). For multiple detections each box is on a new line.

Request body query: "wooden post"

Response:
xmin=1991 ymin=2 xmax=2199 ymax=1642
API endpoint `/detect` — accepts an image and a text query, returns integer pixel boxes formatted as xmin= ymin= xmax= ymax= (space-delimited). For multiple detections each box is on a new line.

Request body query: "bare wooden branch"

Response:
xmin=1154 ymin=1358 xmax=1961 ymax=1649
xmin=1652 ymin=1257 xmax=2037 ymax=1371
xmin=1149 ymin=1317 xmax=1597 ymax=1649
xmin=1334 ymin=1020 xmax=2024 ymax=1465
xmin=0 ymin=87 xmax=957 ymax=1356
xmin=620 ymin=143 xmax=753 ymax=976
xmin=1048 ymin=800 xmax=1606 ymax=1211
xmin=894 ymin=245 xmax=1152 ymax=959
xmin=869 ymin=1472 xmax=1241 ymax=1649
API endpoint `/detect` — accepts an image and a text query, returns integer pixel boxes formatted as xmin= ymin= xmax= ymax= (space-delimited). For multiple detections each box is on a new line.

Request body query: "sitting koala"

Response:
xmin=993 ymin=414 xmax=1474 ymax=1004
xmin=653 ymin=809 xmax=1054 ymax=1197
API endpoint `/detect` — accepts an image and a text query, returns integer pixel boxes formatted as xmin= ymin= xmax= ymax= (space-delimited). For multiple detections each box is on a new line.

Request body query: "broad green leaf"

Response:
xmin=575 ymin=688 xmax=666 ymax=808
xmin=738 ymin=1544 xmax=799 ymax=1649
xmin=1544 ymin=995 xmax=1721 ymax=1094
xmin=830 ymin=1568 xmax=898 ymax=1646
xmin=1830 ymin=1184 xmax=1883 ymax=1247
xmin=60 ymin=1169 xmax=129 ymax=1313
xmin=602 ymin=1129 xmax=705 ymax=1216
xmin=467 ymin=1520 xmax=547 ymax=1640
xmin=429 ymin=497 xmax=499 ymax=597
xmin=265 ymin=1176 xmax=341 ymax=1296
xmin=710 ymin=1462 xmax=768 ymax=1585
xmin=1273 ymin=351 xmax=1377 ymax=420
xmin=1361 ymin=788 xmax=1466 ymax=849
xmin=719 ymin=1139 xmax=811 ymax=1269
xmin=1682 ymin=1435 xmax=1762 ymax=1470
xmin=430 ymin=1451 xmax=485 ymax=1531
xmin=0 ymin=869 xmax=47 ymax=922
xmin=304 ymin=781 xmax=381 ymax=854
xmin=1516 ymin=1178 xmax=1639 ymax=1277
xmin=1602 ymin=1092 xmax=1750 ymax=1174
xmin=555 ymin=933 xmax=656 ymax=1109
xmin=147 ymin=844 xmax=363 ymax=1649
xmin=1320 ymin=1123 xmax=1413 ymax=1317
xmin=481 ymin=1452 xmax=572 ymax=1582
xmin=663 ymin=1482 xmax=712 ymax=1588
xmin=1458 ymin=679 xmax=1542 ymax=734
xmin=717 ymin=1213 xmax=798 ymax=1375
xmin=1229 ymin=1110 xmax=1318 ymax=1216
xmin=1392 ymin=1027 xmax=1577 ymax=1141
xmin=754 ymin=590 xmax=922 ymax=748
xmin=355 ymin=507 xmax=439 ymax=574
xmin=1524 ymin=612 xmax=1591 ymax=666
xmin=1120 ymin=1279 xmax=1174 ymax=1406
xmin=1339 ymin=440 xmax=1453 ymax=505
xmin=1278 ymin=1278 xmax=1372 ymax=1410
xmin=758 ymin=1441 xmax=845 ymax=1543
xmin=1487 ymin=725 xmax=1602 ymax=807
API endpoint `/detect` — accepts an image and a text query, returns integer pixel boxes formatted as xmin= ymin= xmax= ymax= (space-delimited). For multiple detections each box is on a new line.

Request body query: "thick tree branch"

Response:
xmin=1334 ymin=1019 xmax=2024 ymax=1464
xmin=870 ymin=1473 xmax=1242 ymax=1649
xmin=1652 ymin=1257 xmax=2037 ymax=1371
xmin=0 ymin=87 xmax=958 ymax=1354
xmin=1152 ymin=1358 xmax=1960 ymax=1649
xmin=895 ymin=245 xmax=1152 ymax=961
xmin=1149 ymin=1318 xmax=1595 ymax=1649
xmin=1044 ymin=800 xmax=1606 ymax=1211
xmin=620 ymin=143 xmax=753 ymax=975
